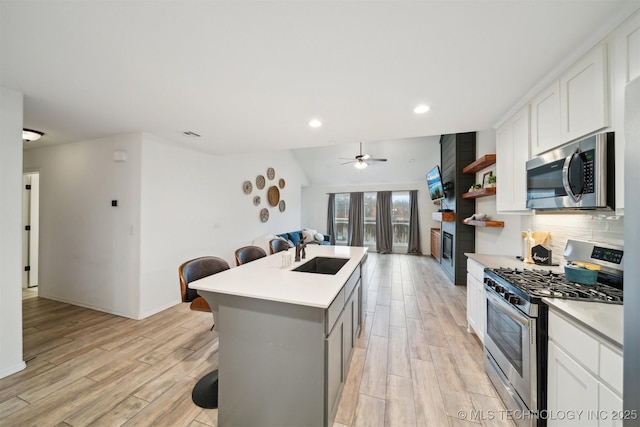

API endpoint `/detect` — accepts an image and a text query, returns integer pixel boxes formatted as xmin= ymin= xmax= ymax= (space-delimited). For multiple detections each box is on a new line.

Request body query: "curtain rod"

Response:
xmin=325 ymin=190 xmax=417 ymax=195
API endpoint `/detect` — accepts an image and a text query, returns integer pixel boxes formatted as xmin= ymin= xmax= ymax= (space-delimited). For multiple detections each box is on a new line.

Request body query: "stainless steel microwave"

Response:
xmin=526 ymin=132 xmax=614 ymax=210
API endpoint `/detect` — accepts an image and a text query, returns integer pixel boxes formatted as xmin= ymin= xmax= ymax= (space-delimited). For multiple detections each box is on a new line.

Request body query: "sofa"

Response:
xmin=276 ymin=229 xmax=331 ymax=246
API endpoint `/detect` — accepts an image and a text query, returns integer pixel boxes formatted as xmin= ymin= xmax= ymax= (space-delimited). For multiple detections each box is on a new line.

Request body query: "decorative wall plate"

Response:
xmin=260 ymin=208 xmax=269 ymax=222
xmin=267 ymin=186 xmax=280 ymax=206
xmin=243 ymin=180 xmax=253 ymax=194
xmin=279 ymin=178 xmax=285 ymax=189
xmin=256 ymin=175 xmax=265 ymax=189
xmin=253 ymin=196 xmax=261 ymax=206
xmin=279 ymin=200 xmax=286 ymax=212
xmin=267 ymin=167 xmax=275 ymax=180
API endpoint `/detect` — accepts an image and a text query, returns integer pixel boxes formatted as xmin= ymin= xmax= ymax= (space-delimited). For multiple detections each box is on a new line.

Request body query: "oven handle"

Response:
xmin=562 ymin=149 xmax=582 ymax=203
xmin=485 ymin=289 xmax=529 ymax=327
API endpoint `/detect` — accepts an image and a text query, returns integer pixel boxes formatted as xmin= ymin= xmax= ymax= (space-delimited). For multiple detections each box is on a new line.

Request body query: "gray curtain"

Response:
xmin=347 ymin=192 xmax=364 ymax=246
xmin=376 ymin=191 xmax=392 ymax=254
xmin=407 ymin=190 xmax=421 ymax=254
xmin=327 ymin=193 xmax=336 ymax=245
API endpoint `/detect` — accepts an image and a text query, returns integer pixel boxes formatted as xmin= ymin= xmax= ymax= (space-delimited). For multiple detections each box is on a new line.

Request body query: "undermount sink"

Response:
xmin=292 ymin=257 xmax=349 ymax=275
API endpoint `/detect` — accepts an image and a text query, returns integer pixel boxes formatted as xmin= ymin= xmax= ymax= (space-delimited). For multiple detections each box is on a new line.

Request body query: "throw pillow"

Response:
xmin=314 ymin=232 xmax=324 ymax=242
xmin=302 ymin=229 xmax=316 ymax=243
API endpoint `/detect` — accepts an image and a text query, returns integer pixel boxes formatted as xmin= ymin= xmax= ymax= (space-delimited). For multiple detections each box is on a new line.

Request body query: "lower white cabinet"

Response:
xmin=547 ymin=310 xmax=623 ymax=427
xmin=466 ymin=258 xmax=484 ymax=342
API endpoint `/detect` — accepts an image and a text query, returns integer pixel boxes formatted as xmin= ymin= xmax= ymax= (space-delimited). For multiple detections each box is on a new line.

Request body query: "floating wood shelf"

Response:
xmin=462 ymin=154 xmax=496 ymax=174
xmin=432 ymin=211 xmax=455 ymax=222
xmin=463 ymin=219 xmax=505 ymax=228
xmin=462 ymin=187 xmax=496 ymax=199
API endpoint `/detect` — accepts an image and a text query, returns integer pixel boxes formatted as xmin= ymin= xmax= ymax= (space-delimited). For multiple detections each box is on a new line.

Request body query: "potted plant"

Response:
xmin=487 ymin=175 xmax=497 ymax=188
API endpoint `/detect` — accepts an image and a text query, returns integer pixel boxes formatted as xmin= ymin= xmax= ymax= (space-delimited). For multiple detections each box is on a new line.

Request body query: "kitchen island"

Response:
xmin=190 ymin=245 xmax=367 ymax=427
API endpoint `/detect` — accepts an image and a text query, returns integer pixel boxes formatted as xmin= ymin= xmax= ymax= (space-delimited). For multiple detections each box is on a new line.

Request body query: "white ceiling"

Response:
xmin=1 ymin=1 xmax=636 ymax=156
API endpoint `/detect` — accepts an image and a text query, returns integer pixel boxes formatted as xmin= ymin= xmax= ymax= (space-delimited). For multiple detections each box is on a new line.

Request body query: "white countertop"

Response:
xmin=465 ymin=253 xmax=623 ymax=348
xmin=189 ymin=245 xmax=368 ymax=309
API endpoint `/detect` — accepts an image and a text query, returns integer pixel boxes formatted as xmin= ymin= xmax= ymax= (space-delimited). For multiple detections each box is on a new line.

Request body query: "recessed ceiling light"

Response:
xmin=413 ymin=104 xmax=430 ymax=114
xmin=309 ymin=119 xmax=322 ymax=128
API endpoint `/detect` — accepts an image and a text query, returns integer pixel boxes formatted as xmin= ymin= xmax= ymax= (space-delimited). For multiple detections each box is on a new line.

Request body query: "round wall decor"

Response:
xmin=267 ymin=186 xmax=280 ymax=206
xmin=267 ymin=167 xmax=275 ymax=180
xmin=253 ymin=195 xmax=261 ymax=206
xmin=260 ymin=208 xmax=269 ymax=222
xmin=242 ymin=180 xmax=253 ymax=194
xmin=279 ymin=200 xmax=286 ymax=212
xmin=279 ymin=178 xmax=285 ymax=189
xmin=256 ymin=175 xmax=265 ymax=189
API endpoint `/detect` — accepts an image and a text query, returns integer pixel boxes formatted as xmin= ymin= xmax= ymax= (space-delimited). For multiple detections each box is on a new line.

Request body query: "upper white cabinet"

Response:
xmin=560 ymin=43 xmax=609 ymax=142
xmin=611 ymin=9 xmax=640 ymax=214
xmin=496 ymin=105 xmax=530 ymax=213
xmin=530 ymin=80 xmax=561 ymax=156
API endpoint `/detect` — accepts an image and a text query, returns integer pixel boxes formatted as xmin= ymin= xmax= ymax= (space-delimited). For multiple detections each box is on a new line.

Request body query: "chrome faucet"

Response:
xmin=295 ymin=241 xmax=307 ymax=262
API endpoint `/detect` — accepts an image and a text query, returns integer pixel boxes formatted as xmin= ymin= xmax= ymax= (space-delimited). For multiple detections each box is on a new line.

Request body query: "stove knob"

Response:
xmin=503 ymin=292 xmax=512 ymax=301
xmin=495 ymin=286 xmax=505 ymax=293
xmin=509 ymin=295 xmax=522 ymax=305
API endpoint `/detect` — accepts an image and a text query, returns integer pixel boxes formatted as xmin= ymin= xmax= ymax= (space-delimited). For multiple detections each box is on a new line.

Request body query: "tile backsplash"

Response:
xmin=523 ymin=213 xmax=624 ymax=265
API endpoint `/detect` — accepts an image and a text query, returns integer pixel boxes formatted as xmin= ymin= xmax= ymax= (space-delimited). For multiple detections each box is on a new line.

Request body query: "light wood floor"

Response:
xmin=0 ymin=254 xmax=513 ymax=427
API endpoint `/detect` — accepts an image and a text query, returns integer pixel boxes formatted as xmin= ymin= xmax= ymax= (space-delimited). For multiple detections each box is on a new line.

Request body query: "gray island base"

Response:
xmin=190 ymin=245 xmax=368 ymax=426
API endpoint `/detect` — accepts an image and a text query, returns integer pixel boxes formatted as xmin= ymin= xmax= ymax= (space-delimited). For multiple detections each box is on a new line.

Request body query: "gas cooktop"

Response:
xmin=488 ymin=267 xmax=623 ymax=304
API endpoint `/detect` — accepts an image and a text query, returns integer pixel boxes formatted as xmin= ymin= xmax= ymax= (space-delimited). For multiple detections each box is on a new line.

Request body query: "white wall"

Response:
xmin=138 ymin=134 xmax=307 ymax=317
xmin=23 ymin=134 xmax=144 ymax=318
xmin=0 ymin=87 xmax=26 ymax=379
xmin=473 ymin=129 xmax=524 ymax=256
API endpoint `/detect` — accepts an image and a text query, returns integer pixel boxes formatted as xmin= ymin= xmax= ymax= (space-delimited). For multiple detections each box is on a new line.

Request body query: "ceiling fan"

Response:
xmin=340 ymin=142 xmax=388 ymax=169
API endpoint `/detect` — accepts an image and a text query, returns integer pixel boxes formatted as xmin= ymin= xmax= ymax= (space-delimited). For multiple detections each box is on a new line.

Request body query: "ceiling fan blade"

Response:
xmin=369 ymin=158 xmax=388 ymax=162
xmin=341 ymin=160 xmax=355 ymax=165
xmin=362 ymin=154 xmax=371 ymax=160
xmin=338 ymin=157 xmax=354 ymax=160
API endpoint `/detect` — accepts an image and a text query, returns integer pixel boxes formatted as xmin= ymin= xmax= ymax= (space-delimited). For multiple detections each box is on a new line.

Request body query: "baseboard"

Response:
xmin=36 ymin=293 xmax=138 ymax=319
xmin=137 ymin=299 xmax=181 ymax=320
xmin=0 ymin=361 xmax=26 ymax=380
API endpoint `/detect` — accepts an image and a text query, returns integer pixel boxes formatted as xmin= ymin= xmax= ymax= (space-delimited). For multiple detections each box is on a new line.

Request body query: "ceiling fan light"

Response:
xmin=23 ymin=128 xmax=44 ymax=142
xmin=354 ymin=161 xmax=367 ymax=169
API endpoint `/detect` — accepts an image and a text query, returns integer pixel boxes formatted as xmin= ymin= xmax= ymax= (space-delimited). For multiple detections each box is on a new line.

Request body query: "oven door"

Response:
xmin=483 ymin=289 xmax=536 ymax=410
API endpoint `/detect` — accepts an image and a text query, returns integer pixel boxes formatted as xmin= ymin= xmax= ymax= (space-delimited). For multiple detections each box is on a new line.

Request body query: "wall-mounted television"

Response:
xmin=426 ymin=165 xmax=446 ymax=201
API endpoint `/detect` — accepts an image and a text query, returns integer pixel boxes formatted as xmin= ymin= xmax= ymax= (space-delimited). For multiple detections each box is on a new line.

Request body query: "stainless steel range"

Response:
xmin=482 ymin=240 xmax=623 ymax=427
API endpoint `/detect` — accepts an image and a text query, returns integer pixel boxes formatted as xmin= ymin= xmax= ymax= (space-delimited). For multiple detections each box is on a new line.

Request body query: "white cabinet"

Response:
xmin=547 ymin=310 xmax=623 ymax=427
xmin=466 ymin=258 xmax=484 ymax=342
xmin=547 ymin=341 xmax=600 ymax=427
xmin=611 ymin=8 xmax=640 ymax=214
xmin=560 ymin=43 xmax=609 ymax=142
xmin=530 ymin=80 xmax=561 ymax=156
xmin=496 ymin=105 xmax=530 ymax=213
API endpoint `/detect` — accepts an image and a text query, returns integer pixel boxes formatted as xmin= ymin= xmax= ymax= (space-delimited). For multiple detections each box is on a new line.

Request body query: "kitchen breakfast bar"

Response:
xmin=189 ymin=245 xmax=368 ymax=427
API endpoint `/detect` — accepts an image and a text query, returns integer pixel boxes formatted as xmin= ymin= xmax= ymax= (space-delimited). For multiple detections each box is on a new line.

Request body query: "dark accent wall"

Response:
xmin=439 ymin=132 xmax=476 ymax=285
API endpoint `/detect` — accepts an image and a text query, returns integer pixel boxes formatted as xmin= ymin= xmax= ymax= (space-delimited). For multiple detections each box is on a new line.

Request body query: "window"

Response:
xmin=333 ymin=191 xmax=410 ymax=249
xmin=363 ymin=192 xmax=377 ymax=247
xmin=391 ymin=192 xmax=410 ymax=248
xmin=334 ymin=193 xmax=350 ymax=245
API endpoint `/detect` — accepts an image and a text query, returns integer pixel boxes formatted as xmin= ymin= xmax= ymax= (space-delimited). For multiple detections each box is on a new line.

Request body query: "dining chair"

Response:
xmin=178 ymin=255 xmax=230 ymax=409
xmin=234 ymin=245 xmax=267 ymax=266
xmin=268 ymin=238 xmax=290 ymax=255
